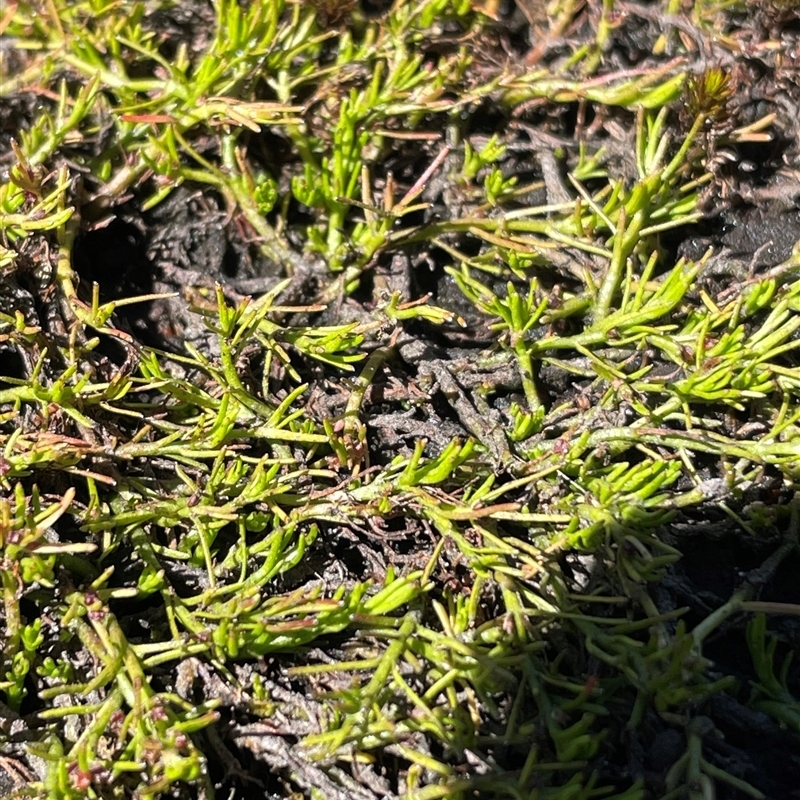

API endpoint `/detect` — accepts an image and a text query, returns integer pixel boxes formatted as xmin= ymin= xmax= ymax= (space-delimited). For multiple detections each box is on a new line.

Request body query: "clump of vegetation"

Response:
xmin=1 ymin=1 xmax=799 ymax=799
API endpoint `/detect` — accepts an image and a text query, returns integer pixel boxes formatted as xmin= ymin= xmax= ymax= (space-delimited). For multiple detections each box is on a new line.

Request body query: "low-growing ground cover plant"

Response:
xmin=1 ymin=0 xmax=800 ymax=798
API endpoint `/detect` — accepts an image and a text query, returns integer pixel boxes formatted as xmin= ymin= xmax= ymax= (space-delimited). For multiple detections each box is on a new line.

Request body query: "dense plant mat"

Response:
xmin=1 ymin=1 xmax=800 ymax=798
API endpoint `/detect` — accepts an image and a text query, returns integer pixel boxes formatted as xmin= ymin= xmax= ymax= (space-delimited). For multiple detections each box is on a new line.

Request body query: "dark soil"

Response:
xmin=3 ymin=1 xmax=800 ymax=799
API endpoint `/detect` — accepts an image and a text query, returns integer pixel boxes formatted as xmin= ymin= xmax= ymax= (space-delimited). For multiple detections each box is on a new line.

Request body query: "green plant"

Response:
xmin=746 ymin=613 xmax=800 ymax=732
xmin=1 ymin=1 xmax=799 ymax=798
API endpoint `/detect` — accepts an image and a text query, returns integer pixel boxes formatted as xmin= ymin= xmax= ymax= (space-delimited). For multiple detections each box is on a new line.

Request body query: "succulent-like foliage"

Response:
xmin=0 ymin=2 xmax=798 ymax=799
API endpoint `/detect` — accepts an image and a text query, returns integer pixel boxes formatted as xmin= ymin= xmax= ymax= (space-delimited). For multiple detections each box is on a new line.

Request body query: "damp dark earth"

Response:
xmin=1 ymin=1 xmax=800 ymax=799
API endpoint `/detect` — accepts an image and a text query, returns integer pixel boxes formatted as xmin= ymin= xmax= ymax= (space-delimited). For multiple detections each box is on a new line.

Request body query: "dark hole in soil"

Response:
xmin=73 ymin=217 xmax=154 ymax=302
